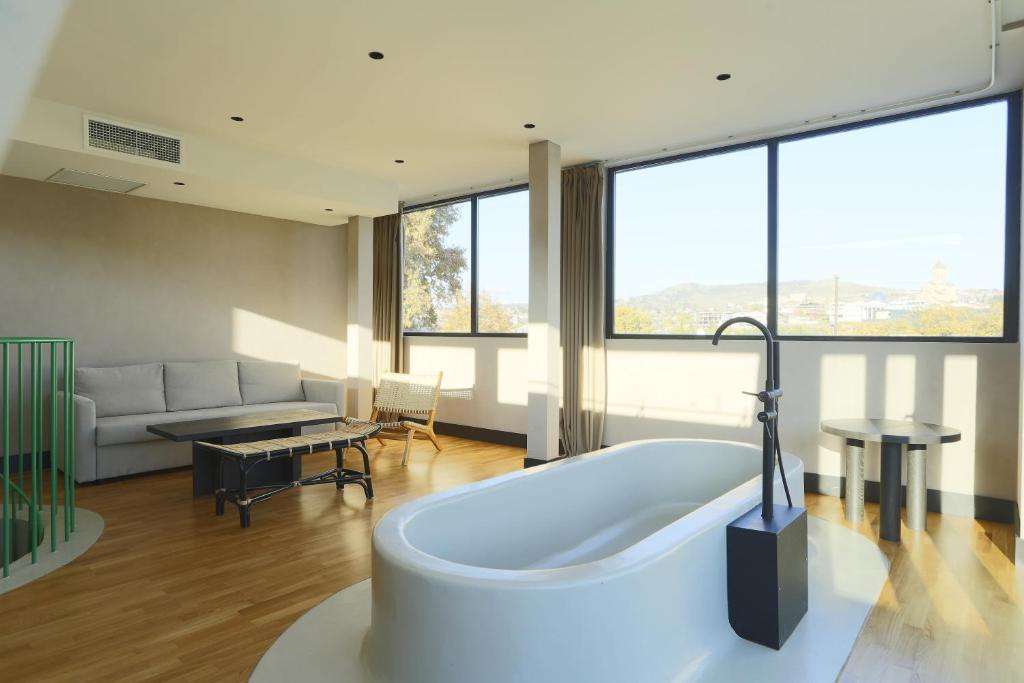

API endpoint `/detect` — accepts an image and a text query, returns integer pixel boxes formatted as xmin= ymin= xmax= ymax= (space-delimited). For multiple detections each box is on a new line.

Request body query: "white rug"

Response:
xmin=0 ymin=506 xmax=104 ymax=595
xmin=251 ymin=517 xmax=888 ymax=683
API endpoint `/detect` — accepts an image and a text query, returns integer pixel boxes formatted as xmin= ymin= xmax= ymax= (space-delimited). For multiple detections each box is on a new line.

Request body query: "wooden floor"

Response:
xmin=0 ymin=437 xmax=1021 ymax=682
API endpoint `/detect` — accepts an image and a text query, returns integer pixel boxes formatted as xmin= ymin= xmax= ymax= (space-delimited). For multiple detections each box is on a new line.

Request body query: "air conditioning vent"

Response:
xmin=46 ymin=168 xmax=146 ymax=194
xmin=86 ymin=117 xmax=182 ymax=165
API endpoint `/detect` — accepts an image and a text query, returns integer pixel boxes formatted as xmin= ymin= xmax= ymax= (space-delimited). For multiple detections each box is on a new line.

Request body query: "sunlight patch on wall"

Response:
xmin=884 ymin=354 xmax=916 ymax=420
xmin=497 ymin=347 xmax=528 ymax=407
xmin=405 ymin=343 xmax=476 ymax=390
xmin=232 ymin=308 xmax=344 ymax=379
xmin=940 ymin=354 xmax=977 ymax=495
xmin=605 ymin=348 xmax=760 ymax=427
xmin=816 ymin=354 xmax=867 ymax=476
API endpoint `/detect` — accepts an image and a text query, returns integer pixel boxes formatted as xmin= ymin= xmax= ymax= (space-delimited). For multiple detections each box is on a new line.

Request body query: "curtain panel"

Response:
xmin=373 ymin=212 xmax=404 ymax=385
xmin=560 ymin=164 xmax=607 ymax=457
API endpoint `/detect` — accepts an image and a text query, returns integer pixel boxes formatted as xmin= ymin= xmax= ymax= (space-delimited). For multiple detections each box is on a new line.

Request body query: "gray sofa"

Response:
xmin=70 ymin=360 xmax=345 ymax=483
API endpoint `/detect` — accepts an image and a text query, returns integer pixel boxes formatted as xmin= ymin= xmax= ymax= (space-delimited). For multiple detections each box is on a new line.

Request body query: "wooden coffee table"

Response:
xmin=146 ymin=409 xmax=342 ymax=496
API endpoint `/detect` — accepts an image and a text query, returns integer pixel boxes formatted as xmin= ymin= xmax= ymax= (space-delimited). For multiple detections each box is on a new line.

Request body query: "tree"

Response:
xmin=664 ymin=310 xmax=695 ymax=334
xmin=402 ymin=205 xmax=468 ymax=330
xmin=614 ymin=305 xmax=655 ymax=333
xmin=438 ymin=291 xmax=519 ymax=333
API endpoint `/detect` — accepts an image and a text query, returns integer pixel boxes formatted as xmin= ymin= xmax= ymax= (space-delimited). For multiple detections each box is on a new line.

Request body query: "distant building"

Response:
xmin=921 ymin=261 xmax=956 ymax=305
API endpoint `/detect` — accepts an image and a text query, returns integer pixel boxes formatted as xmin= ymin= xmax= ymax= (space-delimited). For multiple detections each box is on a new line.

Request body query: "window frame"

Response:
xmin=403 ymin=184 xmax=529 ymax=338
xmin=605 ymin=90 xmax=1023 ymax=343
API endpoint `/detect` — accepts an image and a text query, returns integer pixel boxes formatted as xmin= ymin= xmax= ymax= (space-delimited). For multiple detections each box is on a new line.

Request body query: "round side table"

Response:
xmin=820 ymin=418 xmax=961 ymax=542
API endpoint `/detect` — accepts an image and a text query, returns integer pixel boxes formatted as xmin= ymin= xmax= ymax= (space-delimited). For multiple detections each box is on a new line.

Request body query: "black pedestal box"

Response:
xmin=726 ymin=503 xmax=808 ymax=650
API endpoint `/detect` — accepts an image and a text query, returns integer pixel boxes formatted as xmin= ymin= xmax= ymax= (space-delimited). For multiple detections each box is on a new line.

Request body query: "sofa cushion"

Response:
xmin=75 ymin=363 xmax=166 ymax=418
xmin=164 ymin=361 xmax=242 ymax=411
xmin=96 ymin=401 xmax=340 ymax=446
xmin=238 ymin=361 xmax=305 ymax=405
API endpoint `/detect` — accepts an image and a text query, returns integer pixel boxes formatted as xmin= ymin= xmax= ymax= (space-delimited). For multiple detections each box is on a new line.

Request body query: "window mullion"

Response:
xmin=767 ymin=142 xmax=779 ymax=335
xmin=470 ymin=196 xmax=479 ymax=335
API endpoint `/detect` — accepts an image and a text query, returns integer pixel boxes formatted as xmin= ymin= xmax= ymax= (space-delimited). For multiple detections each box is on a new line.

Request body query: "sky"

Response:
xmin=615 ymin=100 xmax=1008 ymax=299
xmin=427 ymin=100 xmax=1008 ymax=305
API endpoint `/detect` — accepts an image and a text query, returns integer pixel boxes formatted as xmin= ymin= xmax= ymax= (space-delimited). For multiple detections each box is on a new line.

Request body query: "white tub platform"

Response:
xmin=251 ymin=516 xmax=889 ymax=683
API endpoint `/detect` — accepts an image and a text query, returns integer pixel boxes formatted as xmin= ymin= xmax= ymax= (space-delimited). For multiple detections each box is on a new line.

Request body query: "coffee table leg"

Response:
xmin=215 ymin=455 xmax=225 ymax=516
xmin=238 ymin=460 xmax=250 ymax=529
xmin=880 ymin=442 xmax=902 ymax=542
xmin=844 ymin=438 xmax=865 ymax=524
xmin=906 ymin=444 xmax=927 ymax=531
xmin=335 ymin=447 xmax=345 ymax=490
xmin=356 ymin=442 xmax=373 ymax=499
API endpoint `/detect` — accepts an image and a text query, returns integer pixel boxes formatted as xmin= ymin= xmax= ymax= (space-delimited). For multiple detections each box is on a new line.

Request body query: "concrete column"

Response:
xmin=527 ymin=141 xmax=561 ymax=462
xmin=346 ymin=215 xmax=374 ymax=419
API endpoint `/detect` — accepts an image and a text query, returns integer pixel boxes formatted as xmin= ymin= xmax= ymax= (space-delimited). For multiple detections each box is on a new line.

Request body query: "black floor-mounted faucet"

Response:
xmin=712 ymin=317 xmax=807 ymax=650
xmin=712 ymin=317 xmax=788 ymax=521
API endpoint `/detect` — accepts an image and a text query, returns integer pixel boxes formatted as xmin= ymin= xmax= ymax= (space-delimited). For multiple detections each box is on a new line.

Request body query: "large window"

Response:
xmin=778 ymin=103 xmax=1008 ymax=337
xmin=612 ymin=146 xmax=768 ymax=335
xmin=403 ymin=187 xmax=528 ymax=335
xmin=477 ymin=190 xmax=529 ymax=333
xmin=608 ymin=93 xmax=1021 ymax=341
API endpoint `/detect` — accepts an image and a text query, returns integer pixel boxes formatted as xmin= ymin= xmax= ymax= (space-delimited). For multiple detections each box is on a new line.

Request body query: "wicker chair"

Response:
xmin=370 ymin=372 xmax=443 ymax=465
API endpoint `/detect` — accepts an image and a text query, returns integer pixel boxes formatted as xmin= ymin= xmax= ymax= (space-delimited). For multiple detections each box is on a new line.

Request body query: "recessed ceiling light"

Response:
xmin=368 ymin=51 xmax=384 ymax=60
xmin=716 ymin=73 xmax=731 ymax=81
xmin=173 ymin=181 xmax=185 ymax=186
xmin=523 ymin=123 xmax=536 ymax=129
xmin=230 ymin=115 xmax=244 ymax=122
xmin=324 ymin=208 xmax=334 ymax=212
xmin=394 ymin=159 xmax=405 ymax=164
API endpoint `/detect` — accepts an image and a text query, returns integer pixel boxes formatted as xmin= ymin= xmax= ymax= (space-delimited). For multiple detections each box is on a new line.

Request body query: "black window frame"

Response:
xmin=605 ymin=90 xmax=1023 ymax=343
xmin=403 ymin=184 xmax=529 ymax=338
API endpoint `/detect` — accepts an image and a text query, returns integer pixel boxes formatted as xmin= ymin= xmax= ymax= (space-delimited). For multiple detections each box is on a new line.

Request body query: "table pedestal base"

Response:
xmin=843 ymin=438 xmax=865 ymax=524
xmin=906 ymin=445 xmax=927 ymax=531
xmin=880 ymin=442 xmax=902 ymax=542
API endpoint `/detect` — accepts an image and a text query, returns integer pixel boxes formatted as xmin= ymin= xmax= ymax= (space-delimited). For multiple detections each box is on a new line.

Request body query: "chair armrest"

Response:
xmin=302 ymin=379 xmax=346 ymax=417
xmin=58 ymin=393 xmax=97 ymax=483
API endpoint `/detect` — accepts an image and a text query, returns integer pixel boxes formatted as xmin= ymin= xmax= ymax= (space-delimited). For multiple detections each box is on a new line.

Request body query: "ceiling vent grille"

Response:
xmin=46 ymin=168 xmax=146 ymax=194
xmin=86 ymin=118 xmax=182 ymax=165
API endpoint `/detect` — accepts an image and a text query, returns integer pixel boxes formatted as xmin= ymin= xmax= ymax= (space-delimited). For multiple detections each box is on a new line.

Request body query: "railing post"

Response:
xmin=49 ymin=342 xmax=57 ymax=552
xmin=17 ymin=345 xmax=23 ymax=512
xmin=3 ymin=342 xmax=10 ymax=578
xmin=29 ymin=343 xmax=38 ymax=563
xmin=63 ymin=341 xmax=71 ymax=541
xmin=69 ymin=340 xmax=76 ymax=530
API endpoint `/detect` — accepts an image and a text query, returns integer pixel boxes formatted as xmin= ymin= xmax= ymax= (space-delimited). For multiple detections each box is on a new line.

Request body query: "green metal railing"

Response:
xmin=1 ymin=337 xmax=75 ymax=578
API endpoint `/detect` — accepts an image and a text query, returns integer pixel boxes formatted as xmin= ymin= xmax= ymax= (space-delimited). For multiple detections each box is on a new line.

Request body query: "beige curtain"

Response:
xmin=560 ymin=164 xmax=607 ymax=457
xmin=373 ymin=211 xmax=404 ymax=385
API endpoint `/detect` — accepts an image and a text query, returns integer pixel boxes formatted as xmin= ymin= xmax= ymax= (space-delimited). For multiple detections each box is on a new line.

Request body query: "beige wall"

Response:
xmin=408 ymin=335 xmax=1020 ymax=503
xmin=0 ymin=175 xmax=347 ymax=378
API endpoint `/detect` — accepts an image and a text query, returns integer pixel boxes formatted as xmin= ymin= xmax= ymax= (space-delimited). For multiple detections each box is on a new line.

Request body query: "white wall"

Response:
xmin=0 ymin=175 xmax=348 ymax=379
xmin=408 ymin=335 xmax=1020 ymax=502
xmin=406 ymin=336 xmax=527 ymax=434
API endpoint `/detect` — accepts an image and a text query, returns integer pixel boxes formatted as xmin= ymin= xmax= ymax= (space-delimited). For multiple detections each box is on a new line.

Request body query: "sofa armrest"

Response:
xmin=302 ymin=379 xmax=346 ymax=417
xmin=57 ymin=393 xmax=97 ymax=483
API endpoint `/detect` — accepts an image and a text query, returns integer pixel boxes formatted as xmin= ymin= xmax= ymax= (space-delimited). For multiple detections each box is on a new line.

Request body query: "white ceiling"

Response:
xmin=3 ymin=0 xmax=1024 ymax=225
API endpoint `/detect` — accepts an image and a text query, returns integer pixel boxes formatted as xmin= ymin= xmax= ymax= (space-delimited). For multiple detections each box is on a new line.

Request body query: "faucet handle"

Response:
xmin=743 ymin=388 xmax=784 ymax=402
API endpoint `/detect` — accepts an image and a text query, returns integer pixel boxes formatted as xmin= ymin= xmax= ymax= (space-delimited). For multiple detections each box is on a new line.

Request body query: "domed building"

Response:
xmin=921 ymin=260 xmax=956 ymax=304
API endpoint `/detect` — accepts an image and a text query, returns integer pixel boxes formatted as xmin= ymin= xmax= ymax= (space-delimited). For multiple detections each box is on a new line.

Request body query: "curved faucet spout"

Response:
xmin=711 ymin=317 xmax=775 ymax=387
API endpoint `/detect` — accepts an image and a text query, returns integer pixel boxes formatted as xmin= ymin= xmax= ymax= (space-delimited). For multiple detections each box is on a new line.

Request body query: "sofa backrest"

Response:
xmin=163 ymin=360 xmax=243 ymax=411
xmin=77 ymin=360 xmax=309 ymax=416
xmin=238 ymin=360 xmax=304 ymax=405
xmin=76 ymin=363 xmax=166 ymax=418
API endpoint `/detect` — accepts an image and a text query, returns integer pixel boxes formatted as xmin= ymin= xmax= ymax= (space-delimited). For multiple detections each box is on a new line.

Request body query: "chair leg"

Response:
xmin=376 ymin=437 xmax=386 ymax=447
xmin=426 ymin=430 xmax=442 ymax=452
xmin=356 ymin=443 xmax=374 ymax=499
xmin=401 ymin=430 xmax=414 ymax=466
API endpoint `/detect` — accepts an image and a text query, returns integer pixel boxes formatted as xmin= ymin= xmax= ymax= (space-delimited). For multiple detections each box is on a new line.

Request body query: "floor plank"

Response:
xmin=0 ymin=438 xmax=1020 ymax=682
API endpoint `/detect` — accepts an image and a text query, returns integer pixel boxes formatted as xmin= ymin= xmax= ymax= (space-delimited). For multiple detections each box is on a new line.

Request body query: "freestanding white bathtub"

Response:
xmin=365 ymin=439 xmax=804 ymax=682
